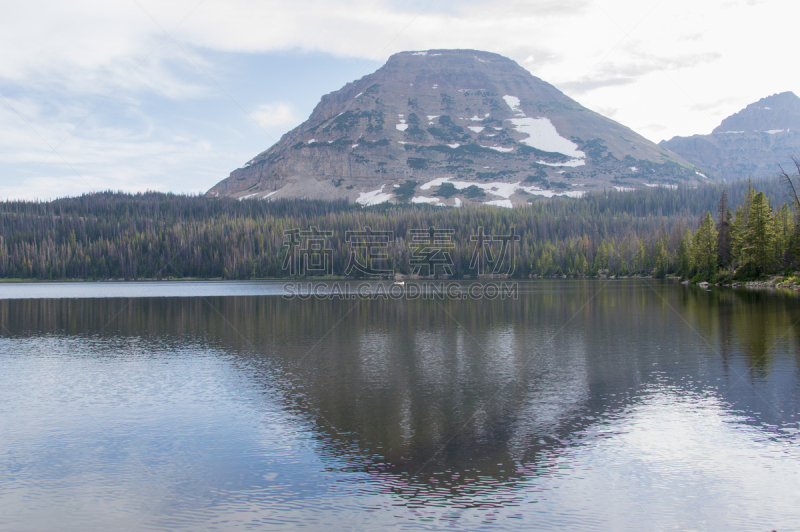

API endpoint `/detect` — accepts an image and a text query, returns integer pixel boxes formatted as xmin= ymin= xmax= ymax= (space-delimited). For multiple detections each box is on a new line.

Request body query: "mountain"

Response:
xmin=660 ymin=92 xmax=800 ymax=181
xmin=207 ymin=49 xmax=703 ymax=207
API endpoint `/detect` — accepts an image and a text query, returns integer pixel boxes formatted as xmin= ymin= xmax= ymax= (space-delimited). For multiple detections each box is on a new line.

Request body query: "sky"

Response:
xmin=0 ymin=0 xmax=796 ymax=200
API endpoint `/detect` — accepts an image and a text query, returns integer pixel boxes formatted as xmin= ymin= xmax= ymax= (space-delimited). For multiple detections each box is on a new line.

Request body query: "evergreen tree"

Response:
xmin=775 ymin=202 xmax=795 ymax=268
xmin=743 ymin=191 xmax=776 ymax=271
xmin=717 ymin=190 xmax=732 ymax=269
xmin=741 ymin=182 xmax=755 ymax=226
xmin=730 ymin=183 xmax=756 ymax=269
xmin=730 ymin=205 xmax=745 ymax=269
xmin=690 ymin=213 xmax=718 ymax=277
xmin=635 ymin=240 xmax=646 ymax=274
xmin=655 ymin=237 xmax=669 ymax=278
xmin=677 ymin=229 xmax=692 ymax=278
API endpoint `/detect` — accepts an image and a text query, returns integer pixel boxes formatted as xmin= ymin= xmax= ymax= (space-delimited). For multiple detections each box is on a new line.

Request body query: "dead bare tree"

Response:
xmin=778 ymin=156 xmax=800 ymax=211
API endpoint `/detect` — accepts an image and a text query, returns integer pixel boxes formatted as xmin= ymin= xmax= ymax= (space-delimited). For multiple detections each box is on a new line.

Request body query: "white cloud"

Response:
xmin=1 ymin=0 xmax=798 ymax=198
xmin=251 ymin=103 xmax=299 ymax=130
xmin=2 ymin=2 xmax=792 ymax=126
xmin=0 ymin=92 xmax=254 ymax=200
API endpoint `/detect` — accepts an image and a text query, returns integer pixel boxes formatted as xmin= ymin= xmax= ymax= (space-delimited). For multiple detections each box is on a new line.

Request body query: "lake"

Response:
xmin=1 ymin=280 xmax=798 ymax=530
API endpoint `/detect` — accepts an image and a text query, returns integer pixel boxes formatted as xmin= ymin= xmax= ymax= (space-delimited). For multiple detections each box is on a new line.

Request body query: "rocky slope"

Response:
xmin=207 ymin=49 xmax=703 ymax=207
xmin=660 ymin=92 xmax=800 ymax=181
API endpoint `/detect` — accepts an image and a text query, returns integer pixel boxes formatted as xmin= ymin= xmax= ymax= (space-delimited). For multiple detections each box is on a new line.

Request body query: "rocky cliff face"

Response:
xmin=660 ymin=92 xmax=800 ymax=181
xmin=207 ymin=49 xmax=702 ymax=206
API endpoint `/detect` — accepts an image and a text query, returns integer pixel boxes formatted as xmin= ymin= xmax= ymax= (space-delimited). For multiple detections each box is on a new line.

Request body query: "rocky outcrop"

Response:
xmin=208 ymin=49 xmax=703 ymax=206
xmin=660 ymin=92 xmax=800 ymax=181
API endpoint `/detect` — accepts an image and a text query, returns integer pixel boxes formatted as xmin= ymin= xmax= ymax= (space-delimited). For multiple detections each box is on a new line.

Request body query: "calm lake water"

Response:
xmin=1 ymin=280 xmax=799 ymax=531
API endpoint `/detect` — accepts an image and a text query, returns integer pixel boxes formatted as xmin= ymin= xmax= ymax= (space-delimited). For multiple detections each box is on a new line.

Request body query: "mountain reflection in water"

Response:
xmin=0 ymin=280 xmax=798 ymax=530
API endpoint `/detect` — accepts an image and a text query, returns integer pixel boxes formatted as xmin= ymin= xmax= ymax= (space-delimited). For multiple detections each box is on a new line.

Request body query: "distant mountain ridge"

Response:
xmin=661 ymin=92 xmax=800 ymax=181
xmin=207 ymin=49 xmax=703 ymax=206
xmin=713 ymin=92 xmax=800 ymax=133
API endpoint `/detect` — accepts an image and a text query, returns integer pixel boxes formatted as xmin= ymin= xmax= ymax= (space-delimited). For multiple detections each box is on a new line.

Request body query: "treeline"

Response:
xmin=675 ymin=185 xmax=797 ymax=282
xmin=0 ymin=176 xmax=796 ymax=280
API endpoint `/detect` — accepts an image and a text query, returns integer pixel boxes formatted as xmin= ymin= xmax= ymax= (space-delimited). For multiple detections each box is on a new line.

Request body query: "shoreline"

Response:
xmin=0 ymin=276 xmax=792 ymax=288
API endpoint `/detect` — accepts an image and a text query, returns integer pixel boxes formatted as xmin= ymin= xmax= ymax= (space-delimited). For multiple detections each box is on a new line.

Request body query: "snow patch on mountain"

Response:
xmin=485 ymin=199 xmax=513 ymax=208
xmin=411 ymin=196 xmax=445 ymax=206
xmin=537 ymin=159 xmax=586 ymax=167
xmin=503 ymin=95 xmax=522 ymax=113
xmin=512 ymin=117 xmax=584 ymax=159
xmin=396 ymin=114 xmax=408 ymax=131
xmin=357 ymin=185 xmax=394 ymax=205
xmin=421 ymin=177 xmax=583 ymax=200
xmin=502 ymin=94 xmax=585 ymax=161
